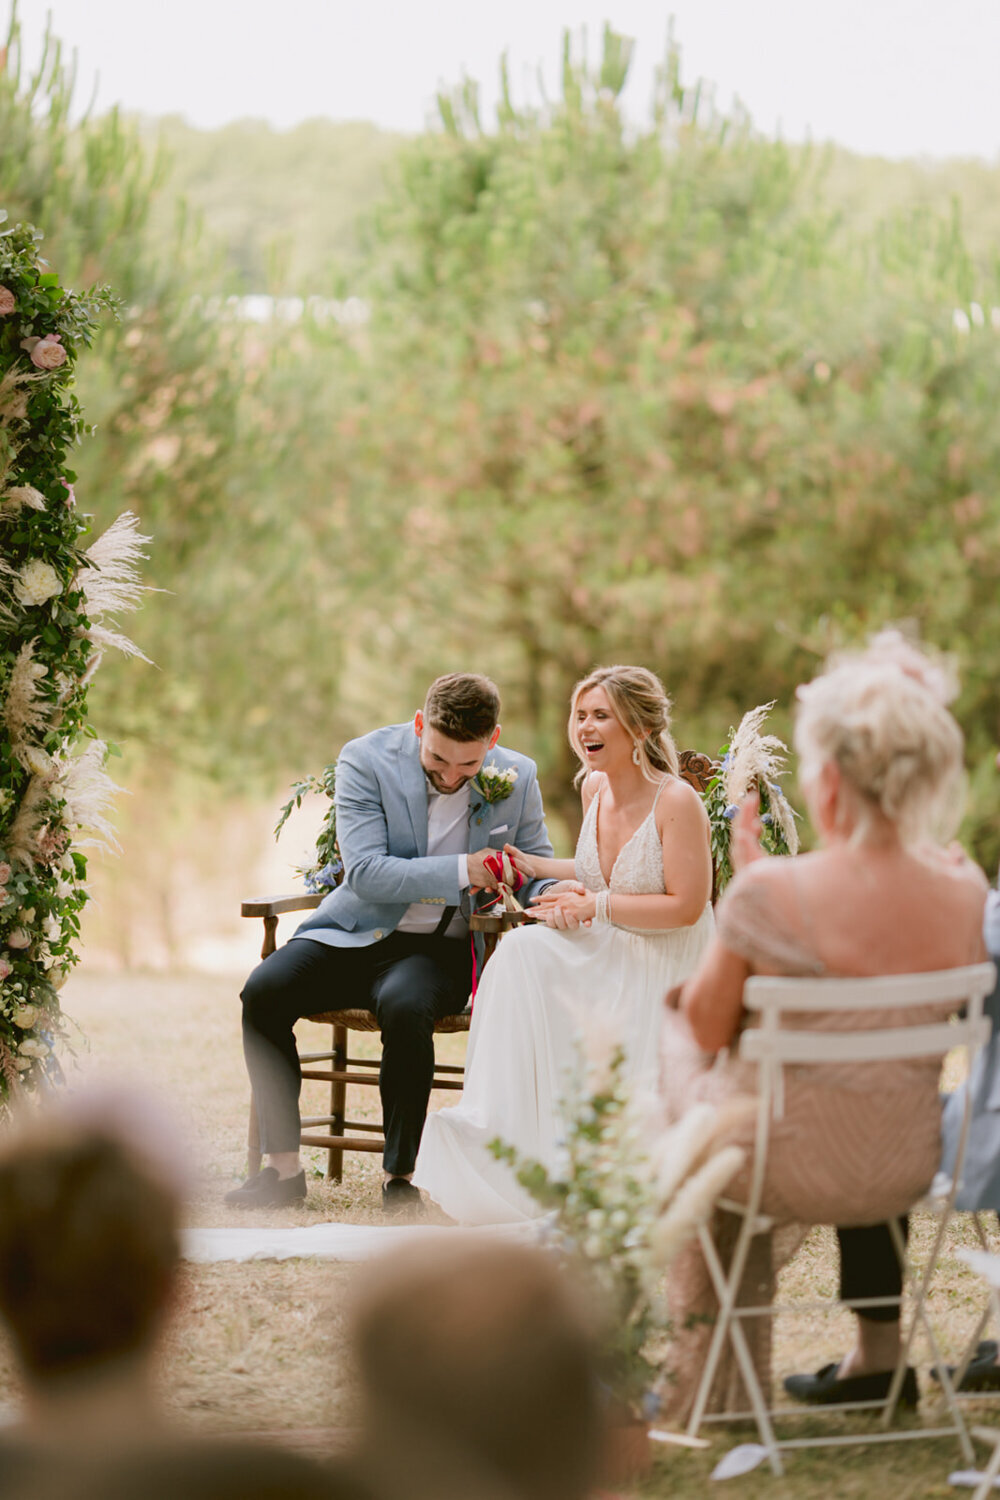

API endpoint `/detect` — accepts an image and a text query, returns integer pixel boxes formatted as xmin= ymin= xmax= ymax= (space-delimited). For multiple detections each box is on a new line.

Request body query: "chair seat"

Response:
xmin=306 ymin=1007 xmax=472 ymax=1034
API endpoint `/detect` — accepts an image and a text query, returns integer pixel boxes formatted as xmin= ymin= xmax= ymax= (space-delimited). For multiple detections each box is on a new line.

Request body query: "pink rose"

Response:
xmin=59 ymin=478 xmax=76 ymax=507
xmin=0 ymin=863 xmax=10 ymax=885
xmin=0 ymin=287 xmax=15 ymax=316
xmin=0 ymin=958 xmax=11 ymax=982
xmin=28 ymin=335 xmax=67 ymax=371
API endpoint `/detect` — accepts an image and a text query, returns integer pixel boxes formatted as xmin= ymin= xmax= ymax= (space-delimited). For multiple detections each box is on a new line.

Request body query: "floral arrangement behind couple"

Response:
xmin=414 ymin=665 xmax=715 ymax=1224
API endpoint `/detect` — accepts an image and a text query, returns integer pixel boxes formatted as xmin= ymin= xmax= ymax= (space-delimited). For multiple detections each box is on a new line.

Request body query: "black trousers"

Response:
xmin=837 ymin=1218 xmax=909 ymax=1324
xmin=240 ymin=931 xmax=472 ymax=1176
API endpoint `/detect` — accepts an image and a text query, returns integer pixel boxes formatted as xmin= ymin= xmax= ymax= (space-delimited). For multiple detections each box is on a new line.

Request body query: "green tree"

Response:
xmin=299 ymin=29 xmax=1000 ymax=856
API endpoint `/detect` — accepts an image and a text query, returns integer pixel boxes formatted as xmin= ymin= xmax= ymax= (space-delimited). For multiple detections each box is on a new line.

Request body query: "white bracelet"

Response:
xmin=594 ymin=890 xmax=611 ymax=924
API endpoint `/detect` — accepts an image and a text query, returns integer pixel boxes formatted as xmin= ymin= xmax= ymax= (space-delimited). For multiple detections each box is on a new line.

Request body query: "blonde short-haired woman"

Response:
xmin=414 ymin=664 xmax=715 ymax=1224
xmin=661 ymin=635 xmax=987 ymax=1416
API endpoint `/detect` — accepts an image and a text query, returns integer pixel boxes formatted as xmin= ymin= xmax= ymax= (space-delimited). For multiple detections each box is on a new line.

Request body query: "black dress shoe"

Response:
xmin=783 ymin=1361 xmax=919 ymax=1408
xmin=381 ymin=1177 xmax=425 ymax=1219
xmin=931 ymin=1339 xmax=1000 ymax=1391
xmin=224 ymin=1167 xmax=307 ymax=1208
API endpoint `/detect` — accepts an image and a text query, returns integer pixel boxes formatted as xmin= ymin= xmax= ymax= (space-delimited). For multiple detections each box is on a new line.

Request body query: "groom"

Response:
xmin=227 ymin=673 xmax=556 ymax=1214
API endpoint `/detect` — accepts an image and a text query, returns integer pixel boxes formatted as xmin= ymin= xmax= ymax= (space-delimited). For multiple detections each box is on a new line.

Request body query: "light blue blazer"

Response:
xmin=940 ymin=889 xmax=1000 ymax=1211
xmin=292 ymin=722 xmax=555 ymax=963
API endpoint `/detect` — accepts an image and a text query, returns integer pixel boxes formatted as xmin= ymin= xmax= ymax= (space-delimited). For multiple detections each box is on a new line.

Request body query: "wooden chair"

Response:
xmin=240 ymin=749 xmax=720 ymax=1182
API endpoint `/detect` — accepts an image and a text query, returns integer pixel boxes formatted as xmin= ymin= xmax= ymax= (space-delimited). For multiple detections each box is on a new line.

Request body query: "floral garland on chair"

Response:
xmin=703 ymin=701 xmax=800 ymax=896
xmin=274 ymin=762 xmax=343 ymax=893
xmin=0 ymin=216 xmax=147 ymax=1105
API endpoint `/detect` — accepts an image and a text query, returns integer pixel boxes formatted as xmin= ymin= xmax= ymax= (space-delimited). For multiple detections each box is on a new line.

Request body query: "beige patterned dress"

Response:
xmin=659 ymin=864 xmax=984 ymax=1418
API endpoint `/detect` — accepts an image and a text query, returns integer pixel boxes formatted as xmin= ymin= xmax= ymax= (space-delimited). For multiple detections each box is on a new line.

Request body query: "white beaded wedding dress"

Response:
xmin=413 ymin=781 xmax=715 ymax=1225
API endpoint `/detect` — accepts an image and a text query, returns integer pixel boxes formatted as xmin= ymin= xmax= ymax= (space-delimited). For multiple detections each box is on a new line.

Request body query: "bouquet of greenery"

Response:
xmin=490 ymin=1033 xmax=743 ymax=1417
xmin=703 ymin=702 xmax=800 ymax=896
xmin=274 ymin=761 xmax=342 ymax=893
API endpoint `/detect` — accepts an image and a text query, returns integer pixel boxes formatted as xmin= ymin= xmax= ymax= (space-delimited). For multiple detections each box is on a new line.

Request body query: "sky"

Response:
xmin=6 ymin=0 xmax=1000 ymax=161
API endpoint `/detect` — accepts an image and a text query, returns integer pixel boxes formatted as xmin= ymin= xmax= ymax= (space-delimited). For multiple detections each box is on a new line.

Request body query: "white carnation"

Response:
xmin=14 ymin=559 xmax=62 ymax=607
xmin=18 ymin=1038 xmax=49 ymax=1059
xmin=11 ymin=1005 xmax=37 ymax=1028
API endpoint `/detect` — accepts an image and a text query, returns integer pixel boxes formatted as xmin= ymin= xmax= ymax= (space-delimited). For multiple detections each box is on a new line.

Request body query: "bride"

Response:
xmin=413 ymin=664 xmax=715 ymax=1224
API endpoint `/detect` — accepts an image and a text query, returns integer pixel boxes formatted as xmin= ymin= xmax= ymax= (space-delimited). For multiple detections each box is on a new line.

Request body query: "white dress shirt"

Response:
xmin=396 ymin=781 xmax=471 ymax=939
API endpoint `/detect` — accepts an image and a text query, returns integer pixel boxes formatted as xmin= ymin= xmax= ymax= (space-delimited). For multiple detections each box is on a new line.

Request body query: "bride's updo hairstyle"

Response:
xmin=569 ymin=665 xmax=680 ymax=786
xmin=794 ymin=630 xmax=964 ymax=847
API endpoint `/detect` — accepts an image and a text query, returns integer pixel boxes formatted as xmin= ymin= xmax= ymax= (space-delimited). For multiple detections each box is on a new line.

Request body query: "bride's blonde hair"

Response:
xmin=795 ymin=631 xmax=964 ymax=846
xmin=568 ymin=665 xmax=680 ymax=786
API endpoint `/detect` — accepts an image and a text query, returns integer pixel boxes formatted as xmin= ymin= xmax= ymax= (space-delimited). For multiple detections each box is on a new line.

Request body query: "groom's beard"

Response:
xmin=422 ymin=766 xmax=476 ymax=796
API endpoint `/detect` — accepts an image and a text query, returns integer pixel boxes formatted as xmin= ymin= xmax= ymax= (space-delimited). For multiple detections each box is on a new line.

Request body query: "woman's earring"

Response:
xmin=632 ymin=742 xmax=642 ymax=766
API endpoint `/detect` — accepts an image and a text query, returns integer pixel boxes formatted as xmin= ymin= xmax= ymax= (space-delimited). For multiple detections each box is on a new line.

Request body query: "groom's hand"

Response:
xmin=468 ymin=848 xmax=503 ymax=891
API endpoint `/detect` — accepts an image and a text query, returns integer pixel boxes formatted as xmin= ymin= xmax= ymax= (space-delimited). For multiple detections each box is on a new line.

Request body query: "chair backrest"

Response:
xmin=740 ymin=965 xmax=996 ymax=1068
xmin=678 ymin=749 xmax=720 ymax=796
xmin=734 ymin=963 xmax=995 ymax=1224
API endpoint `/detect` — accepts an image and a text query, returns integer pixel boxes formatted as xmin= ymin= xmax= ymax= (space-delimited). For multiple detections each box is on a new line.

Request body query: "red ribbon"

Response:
xmin=482 ymin=851 xmax=524 ymax=891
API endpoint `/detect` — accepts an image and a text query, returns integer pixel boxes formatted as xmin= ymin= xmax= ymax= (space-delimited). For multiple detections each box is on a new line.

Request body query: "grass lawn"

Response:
xmin=2 ymin=967 xmax=999 ymax=1497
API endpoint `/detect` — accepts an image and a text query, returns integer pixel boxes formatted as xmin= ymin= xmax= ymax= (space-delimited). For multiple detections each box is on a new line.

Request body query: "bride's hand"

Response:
xmin=503 ymin=844 xmax=537 ymax=879
xmin=527 ymin=885 xmax=595 ymax=930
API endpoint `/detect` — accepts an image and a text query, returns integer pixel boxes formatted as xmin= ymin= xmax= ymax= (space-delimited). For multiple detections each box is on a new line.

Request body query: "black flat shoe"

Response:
xmin=223 ymin=1167 xmax=307 ymax=1208
xmin=382 ymin=1177 xmax=425 ymax=1220
xmin=931 ymin=1339 xmax=1000 ymax=1391
xmin=783 ymin=1361 xmax=919 ymax=1408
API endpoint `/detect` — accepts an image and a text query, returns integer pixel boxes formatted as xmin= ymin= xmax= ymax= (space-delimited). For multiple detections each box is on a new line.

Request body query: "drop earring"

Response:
xmin=632 ymin=742 xmax=642 ymax=766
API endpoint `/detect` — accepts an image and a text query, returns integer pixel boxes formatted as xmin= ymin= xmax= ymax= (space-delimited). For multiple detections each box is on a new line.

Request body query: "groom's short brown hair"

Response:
xmin=424 ymin=674 xmax=500 ymax=742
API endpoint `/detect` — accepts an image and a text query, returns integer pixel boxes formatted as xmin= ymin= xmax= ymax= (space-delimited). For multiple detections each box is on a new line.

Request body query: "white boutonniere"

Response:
xmin=475 ymin=762 xmax=518 ymax=804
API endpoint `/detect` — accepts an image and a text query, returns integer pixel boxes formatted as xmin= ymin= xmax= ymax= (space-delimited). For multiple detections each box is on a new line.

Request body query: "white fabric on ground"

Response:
xmin=183 ymin=1220 xmax=543 ymax=1263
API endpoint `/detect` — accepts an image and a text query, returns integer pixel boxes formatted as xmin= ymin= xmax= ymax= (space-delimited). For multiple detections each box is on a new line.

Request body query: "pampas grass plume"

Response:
xmin=648 ymin=1145 xmax=745 ymax=1265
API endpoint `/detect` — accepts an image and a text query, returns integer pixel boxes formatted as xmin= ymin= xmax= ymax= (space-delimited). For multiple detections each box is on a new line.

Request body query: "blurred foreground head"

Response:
xmin=349 ymin=1239 xmax=602 ymax=1500
xmin=0 ymin=1086 xmax=183 ymax=1386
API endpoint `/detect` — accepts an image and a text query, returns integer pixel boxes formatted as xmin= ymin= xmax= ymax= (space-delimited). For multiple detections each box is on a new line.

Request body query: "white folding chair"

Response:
xmin=685 ymin=962 xmax=996 ymax=1476
xmin=953 ymin=1249 xmax=1000 ymax=1498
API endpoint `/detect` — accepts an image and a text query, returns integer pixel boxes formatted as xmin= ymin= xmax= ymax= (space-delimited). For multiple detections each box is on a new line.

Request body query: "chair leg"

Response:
xmin=691 ymin=1220 xmax=783 ymax=1476
xmin=972 ymin=1430 xmax=1000 ymax=1500
xmin=885 ymin=1213 xmax=975 ymax=1464
xmin=247 ymin=1089 xmax=262 ymax=1178
xmin=326 ymin=1023 xmax=348 ymax=1183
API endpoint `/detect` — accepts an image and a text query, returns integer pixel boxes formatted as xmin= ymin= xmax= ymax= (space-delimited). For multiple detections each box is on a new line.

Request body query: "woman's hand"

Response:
xmin=503 ymin=843 xmax=537 ymax=880
xmin=731 ymin=789 xmax=767 ymax=874
xmin=527 ymin=884 xmax=595 ymax=930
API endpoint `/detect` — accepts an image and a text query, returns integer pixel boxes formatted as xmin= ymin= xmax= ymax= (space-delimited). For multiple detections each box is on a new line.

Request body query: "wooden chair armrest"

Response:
xmin=241 ymin=893 xmax=324 ymax=919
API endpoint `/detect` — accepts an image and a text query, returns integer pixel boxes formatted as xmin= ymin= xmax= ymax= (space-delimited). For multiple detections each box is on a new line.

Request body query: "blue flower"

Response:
xmin=761 ymin=813 xmax=773 ymax=826
xmin=720 ymin=752 xmax=732 ymax=770
xmin=642 ymin=1389 xmax=663 ymax=1420
xmin=304 ymin=859 xmax=343 ymax=894
xmin=723 ymin=804 xmax=739 ymax=819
